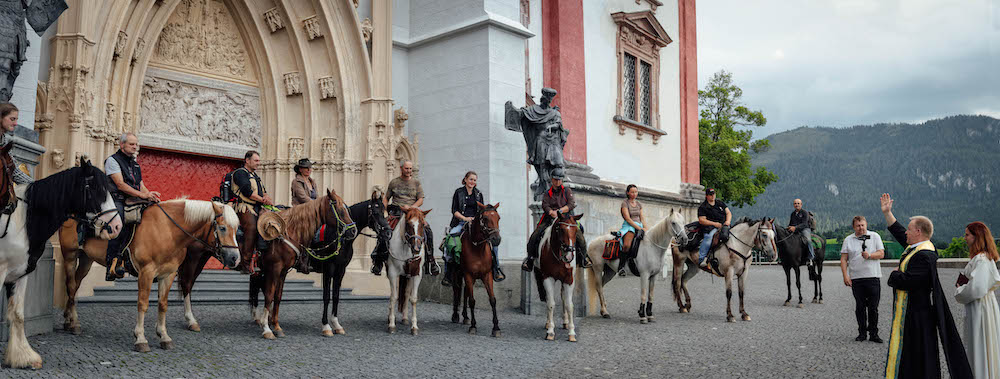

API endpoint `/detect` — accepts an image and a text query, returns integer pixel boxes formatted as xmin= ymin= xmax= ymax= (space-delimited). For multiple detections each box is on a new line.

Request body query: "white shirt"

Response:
xmin=104 ymin=156 xmax=122 ymax=176
xmin=841 ymin=231 xmax=884 ymax=279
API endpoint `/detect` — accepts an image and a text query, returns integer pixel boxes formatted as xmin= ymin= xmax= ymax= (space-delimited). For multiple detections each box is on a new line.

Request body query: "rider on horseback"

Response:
xmin=616 ymin=184 xmax=646 ymax=276
xmin=104 ymin=132 xmax=161 ymax=281
xmin=232 ymin=151 xmax=283 ymax=269
xmin=0 ymin=103 xmax=34 ymax=185
xmin=789 ymin=199 xmax=815 ymax=267
xmin=370 ymin=160 xmax=440 ymax=277
xmin=698 ymin=188 xmax=731 ymax=269
xmin=521 ymin=168 xmax=592 ymax=271
xmin=442 ymin=171 xmax=505 ymax=286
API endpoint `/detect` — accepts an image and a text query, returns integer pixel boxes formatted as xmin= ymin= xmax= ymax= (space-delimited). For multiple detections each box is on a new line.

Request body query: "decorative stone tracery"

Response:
xmin=303 ymin=16 xmax=323 ymax=40
xmin=283 ymin=72 xmax=302 ymax=96
xmin=264 ymin=8 xmax=284 ymax=33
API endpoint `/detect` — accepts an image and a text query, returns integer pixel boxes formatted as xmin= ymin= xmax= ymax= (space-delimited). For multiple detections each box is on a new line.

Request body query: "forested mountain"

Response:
xmin=736 ymin=115 xmax=1000 ymax=243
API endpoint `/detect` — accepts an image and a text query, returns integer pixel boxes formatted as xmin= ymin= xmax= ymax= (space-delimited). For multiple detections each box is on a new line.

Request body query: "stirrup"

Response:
xmin=521 ymin=257 xmax=534 ymax=272
xmin=494 ymin=267 xmax=506 ymax=282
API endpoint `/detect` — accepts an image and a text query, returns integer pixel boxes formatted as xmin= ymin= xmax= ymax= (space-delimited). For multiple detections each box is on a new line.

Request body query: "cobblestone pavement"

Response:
xmin=3 ymin=266 xmax=981 ymax=378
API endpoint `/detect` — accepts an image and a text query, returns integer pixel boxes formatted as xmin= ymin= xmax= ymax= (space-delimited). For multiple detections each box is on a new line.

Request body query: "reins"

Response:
xmin=299 ymin=199 xmax=357 ymax=261
xmin=156 ymin=202 xmax=237 ymax=254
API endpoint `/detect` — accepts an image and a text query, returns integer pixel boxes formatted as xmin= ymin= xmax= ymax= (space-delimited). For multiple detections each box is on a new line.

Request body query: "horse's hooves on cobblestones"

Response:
xmin=188 ymin=324 xmax=201 ymax=332
xmin=71 ymin=326 xmax=82 ymax=335
xmin=491 ymin=329 xmax=501 ymax=338
xmin=818 ymin=300 xmax=824 ymax=304
xmin=783 ymin=301 xmax=790 ymax=307
xmin=544 ymin=333 xmax=555 ymax=341
xmin=601 ymin=313 xmax=610 ymax=319
xmin=679 ymin=308 xmax=688 ymax=313
xmin=322 ymin=329 xmax=334 ymax=337
xmin=387 ymin=326 xmax=396 ymax=334
xmin=568 ymin=335 xmax=577 ymax=342
xmin=160 ymin=341 xmax=173 ymax=350
xmin=726 ymin=316 xmax=735 ymax=323
xmin=639 ymin=318 xmax=648 ymax=324
xmin=275 ymin=329 xmax=286 ymax=338
xmin=468 ymin=327 xmax=477 ymax=335
xmin=742 ymin=315 xmax=752 ymax=321
xmin=451 ymin=315 xmax=460 ymax=323
xmin=462 ymin=319 xmax=470 ymax=325
xmin=797 ymin=303 xmax=804 ymax=309
xmin=134 ymin=343 xmax=150 ymax=353
xmin=410 ymin=328 xmax=419 ymax=336
xmin=263 ymin=331 xmax=275 ymax=340
xmin=335 ymin=328 xmax=346 ymax=335
xmin=647 ymin=316 xmax=655 ymax=322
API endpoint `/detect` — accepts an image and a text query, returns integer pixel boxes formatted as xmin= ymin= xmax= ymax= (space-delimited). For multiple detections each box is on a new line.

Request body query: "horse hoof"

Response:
xmin=783 ymin=301 xmax=790 ymax=307
xmin=742 ymin=315 xmax=752 ymax=322
xmin=275 ymin=329 xmax=286 ymax=338
xmin=263 ymin=331 xmax=276 ymax=340
xmin=452 ymin=315 xmax=460 ymax=323
xmin=322 ymin=329 xmax=334 ymax=337
xmin=188 ymin=324 xmax=201 ymax=332
xmin=71 ymin=326 xmax=83 ymax=335
xmin=797 ymin=303 xmax=804 ymax=309
xmin=387 ymin=326 xmax=396 ymax=334
xmin=402 ymin=319 xmax=410 ymax=326
xmin=469 ymin=327 xmax=477 ymax=335
xmin=462 ymin=319 xmax=470 ymax=325
xmin=134 ymin=343 xmax=151 ymax=353
xmin=62 ymin=322 xmax=71 ymax=331
xmin=335 ymin=328 xmax=346 ymax=335
xmin=562 ymin=323 xmax=568 ymax=330
xmin=160 ymin=341 xmax=174 ymax=350
xmin=726 ymin=316 xmax=735 ymax=323
xmin=568 ymin=335 xmax=577 ymax=343
xmin=679 ymin=308 xmax=688 ymax=313
xmin=685 ymin=305 xmax=692 ymax=311
xmin=601 ymin=313 xmax=611 ymax=319
xmin=640 ymin=318 xmax=648 ymax=324
xmin=818 ymin=300 xmax=823 ymax=304
xmin=411 ymin=328 xmax=419 ymax=336
xmin=647 ymin=316 xmax=655 ymax=323
xmin=491 ymin=330 xmax=501 ymax=338
xmin=544 ymin=333 xmax=555 ymax=341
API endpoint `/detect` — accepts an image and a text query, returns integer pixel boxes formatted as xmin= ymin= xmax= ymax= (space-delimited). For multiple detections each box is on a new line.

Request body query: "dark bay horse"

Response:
xmin=249 ymin=189 xmax=356 ymax=339
xmin=773 ymin=225 xmax=826 ymax=307
xmin=452 ymin=202 xmax=502 ymax=337
xmin=532 ymin=212 xmax=583 ymax=342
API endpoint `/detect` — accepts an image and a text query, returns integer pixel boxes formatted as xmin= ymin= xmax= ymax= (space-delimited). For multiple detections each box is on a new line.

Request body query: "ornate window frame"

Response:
xmin=612 ymin=11 xmax=672 ymax=144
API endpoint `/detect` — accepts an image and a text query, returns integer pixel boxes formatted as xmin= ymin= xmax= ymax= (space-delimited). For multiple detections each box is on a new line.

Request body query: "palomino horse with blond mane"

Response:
xmin=58 ymin=198 xmax=241 ymax=351
xmin=249 ymin=189 xmax=356 ymax=339
xmin=0 ymin=157 xmax=122 ymax=369
xmin=531 ymin=212 xmax=583 ymax=342
xmin=385 ymin=207 xmax=431 ymax=335
xmin=587 ymin=209 xmax=688 ymax=323
xmin=671 ymin=217 xmax=778 ymax=322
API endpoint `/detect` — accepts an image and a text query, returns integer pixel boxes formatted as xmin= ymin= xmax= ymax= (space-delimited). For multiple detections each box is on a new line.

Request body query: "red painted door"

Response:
xmin=138 ymin=148 xmax=241 ymax=269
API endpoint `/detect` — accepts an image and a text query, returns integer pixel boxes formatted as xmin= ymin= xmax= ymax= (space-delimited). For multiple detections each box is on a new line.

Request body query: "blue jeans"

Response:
xmin=449 ymin=222 xmax=466 ymax=236
xmin=801 ymin=228 xmax=815 ymax=260
xmin=698 ymin=228 xmax=718 ymax=262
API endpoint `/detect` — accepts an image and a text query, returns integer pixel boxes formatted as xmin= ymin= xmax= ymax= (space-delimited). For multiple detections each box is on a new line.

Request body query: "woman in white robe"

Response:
xmin=955 ymin=221 xmax=1000 ymax=379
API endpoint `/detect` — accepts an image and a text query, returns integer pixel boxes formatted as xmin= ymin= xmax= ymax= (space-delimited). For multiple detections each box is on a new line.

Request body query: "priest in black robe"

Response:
xmin=880 ymin=193 xmax=972 ymax=379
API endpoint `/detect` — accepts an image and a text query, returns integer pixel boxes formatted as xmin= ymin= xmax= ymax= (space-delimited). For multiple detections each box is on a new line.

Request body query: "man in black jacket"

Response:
xmin=789 ymin=199 xmax=815 ymax=266
xmin=103 ymin=133 xmax=160 ymax=280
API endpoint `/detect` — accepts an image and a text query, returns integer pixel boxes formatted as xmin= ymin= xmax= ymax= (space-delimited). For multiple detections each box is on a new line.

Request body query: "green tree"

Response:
xmin=940 ymin=237 xmax=969 ymax=258
xmin=699 ymin=70 xmax=777 ymax=207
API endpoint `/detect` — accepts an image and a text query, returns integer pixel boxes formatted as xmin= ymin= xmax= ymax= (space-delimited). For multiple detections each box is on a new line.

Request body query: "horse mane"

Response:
xmin=347 ymin=199 xmax=371 ymax=229
xmin=179 ymin=200 xmax=239 ymax=228
xmin=25 ymin=165 xmax=109 ymax=243
xmin=731 ymin=217 xmax=758 ymax=229
xmin=280 ymin=193 xmax=330 ymax=243
xmin=646 ymin=214 xmax=673 ymax=245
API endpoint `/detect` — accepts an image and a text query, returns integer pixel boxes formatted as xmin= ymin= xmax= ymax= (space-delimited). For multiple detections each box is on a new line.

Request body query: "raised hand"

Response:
xmin=880 ymin=193 xmax=893 ymax=214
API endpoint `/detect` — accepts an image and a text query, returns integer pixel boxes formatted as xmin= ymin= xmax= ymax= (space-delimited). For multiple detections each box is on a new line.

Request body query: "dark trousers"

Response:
xmin=105 ymin=199 xmax=129 ymax=266
xmin=851 ymin=277 xmax=881 ymax=336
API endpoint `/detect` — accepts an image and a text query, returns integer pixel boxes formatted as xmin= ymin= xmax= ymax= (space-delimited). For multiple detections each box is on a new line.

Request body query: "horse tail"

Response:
xmin=533 ymin=268 xmax=546 ymax=302
xmin=397 ymin=276 xmax=409 ymax=313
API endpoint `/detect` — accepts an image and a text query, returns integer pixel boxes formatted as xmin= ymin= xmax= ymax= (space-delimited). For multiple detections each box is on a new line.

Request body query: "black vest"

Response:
xmin=109 ymin=150 xmax=142 ymax=198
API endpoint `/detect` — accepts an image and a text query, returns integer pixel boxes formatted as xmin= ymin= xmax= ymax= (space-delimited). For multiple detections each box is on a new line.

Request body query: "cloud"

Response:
xmin=697 ymin=1 xmax=1000 ymax=137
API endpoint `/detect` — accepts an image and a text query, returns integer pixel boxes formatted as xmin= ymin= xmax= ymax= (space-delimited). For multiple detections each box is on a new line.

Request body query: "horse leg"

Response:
xmin=180 ymin=251 xmax=210 ymax=332
xmin=272 ymin=271 xmax=288 ymax=337
xmin=387 ymin=273 xmax=398 ymax=334
xmin=330 ymin=264 xmax=348 ymax=335
xmin=408 ymin=275 xmax=420 ymax=336
xmin=795 ymin=266 xmax=804 ymax=308
xmin=261 ymin=270 xmax=277 ymax=339
xmin=638 ymin=272 xmax=649 ymax=324
xmin=682 ymin=261 xmax=697 ymax=311
xmin=155 ymin=272 xmax=177 ymax=350
xmin=671 ymin=255 xmax=686 ymax=313
xmin=818 ymin=271 xmax=824 ymax=303
xmin=63 ymin=249 xmax=91 ymax=335
xmin=812 ymin=274 xmax=819 ymax=304
xmin=647 ymin=275 xmax=656 ymax=322
xmin=738 ymin=272 xmax=751 ymax=321
xmin=561 ymin=285 xmax=569 ymax=330
xmin=2 ymin=271 xmax=43 ymax=369
xmin=783 ymin=265 xmax=792 ymax=306
xmin=592 ymin=261 xmax=611 ymax=318
xmin=724 ymin=268 xmax=735 ymax=323
xmin=543 ymin=278 xmax=556 ymax=341
xmin=465 ymin=273 xmax=477 ymax=335
xmin=133 ymin=270 xmax=154 ymax=352
xmin=485 ymin=275 xmax=501 ymax=338
xmin=452 ymin=267 xmax=463 ymax=323
xmin=564 ymin=281 xmax=577 ymax=342
xmin=462 ymin=278 xmax=470 ymax=325
xmin=322 ymin=263 xmax=334 ymax=337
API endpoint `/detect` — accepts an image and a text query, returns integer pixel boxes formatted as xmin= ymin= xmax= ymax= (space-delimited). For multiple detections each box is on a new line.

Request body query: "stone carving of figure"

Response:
xmin=0 ymin=0 xmax=67 ymax=102
xmin=504 ymin=87 xmax=569 ymax=200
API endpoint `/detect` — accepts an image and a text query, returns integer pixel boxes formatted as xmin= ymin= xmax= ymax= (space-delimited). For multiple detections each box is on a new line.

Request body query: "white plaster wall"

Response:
xmin=581 ymin=0 xmax=682 ymax=194
xmin=10 ymin=20 xmax=43 ymax=130
xmin=526 ymin=0 xmax=543 ymax=100
xmin=392 ymin=0 xmax=411 ymax=127
xmin=405 ymin=0 xmax=529 ymax=260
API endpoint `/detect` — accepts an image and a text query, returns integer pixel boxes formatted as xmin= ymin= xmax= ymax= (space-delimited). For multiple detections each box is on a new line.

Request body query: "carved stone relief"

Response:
xmin=303 ymin=16 xmax=323 ymax=40
xmin=264 ymin=7 xmax=284 ymax=33
xmin=105 ymin=103 xmax=115 ymax=130
xmin=362 ymin=18 xmax=373 ymax=43
xmin=122 ymin=112 xmax=132 ymax=131
xmin=283 ymin=72 xmax=301 ymax=96
xmin=394 ymin=107 xmax=408 ymax=129
xmin=318 ymin=76 xmax=336 ymax=100
xmin=51 ymin=149 xmax=65 ymax=169
xmin=139 ymin=75 xmax=262 ymax=148
xmin=288 ymin=137 xmax=304 ymax=161
xmin=132 ymin=37 xmax=145 ymax=64
xmin=152 ymin=0 xmax=254 ymax=82
xmin=321 ymin=137 xmax=338 ymax=161
xmin=114 ymin=31 xmax=127 ymax=59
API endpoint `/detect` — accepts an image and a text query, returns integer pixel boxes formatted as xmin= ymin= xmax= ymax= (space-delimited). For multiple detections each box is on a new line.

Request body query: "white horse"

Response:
xmin=0 ymin=160 xmax=122 ymax=369
xmin=385 ymin=208 xmax=431 ymax=335
xmin=587 ymin=209 xmax=688 ymax=323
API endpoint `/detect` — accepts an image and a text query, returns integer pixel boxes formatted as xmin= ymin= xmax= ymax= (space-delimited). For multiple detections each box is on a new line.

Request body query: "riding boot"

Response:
xmin=424 ymin=228 xmax=440 ymax=276
xmin=523 ymin=225 xmax=545 ymax=272
xmin=370 ymin=239 xmax=389 ymax=275
xmin=492 ymin=247 xmax=506 ymax=282
xmin=441 ymin=264 xmax=453 ymax=287
xmin=576 ymin=233 xmax=592 ymax=268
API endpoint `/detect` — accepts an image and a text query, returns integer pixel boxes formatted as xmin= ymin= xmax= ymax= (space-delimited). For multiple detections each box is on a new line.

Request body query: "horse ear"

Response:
xmin=80 ymin=157 xmax=91 ymax=168
xmin=371 ymin=191 xmax=380 ymax=201
xmin=477 ymin=202 xmax=486 ymax=210
xmin=326 ymin=188 xmax=335 ymax=198
xmin=493 ymin=202 xmax=500 ymax=209
xmin=574 ymin=213 xmax=584 ymax=221
xmin=422 ymin=208 xmax=432 ymax=216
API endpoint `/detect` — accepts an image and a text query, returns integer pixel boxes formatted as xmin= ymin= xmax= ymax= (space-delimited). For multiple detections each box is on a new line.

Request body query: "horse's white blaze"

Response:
xmin=96 ymin=192 xmax=122 ymax=240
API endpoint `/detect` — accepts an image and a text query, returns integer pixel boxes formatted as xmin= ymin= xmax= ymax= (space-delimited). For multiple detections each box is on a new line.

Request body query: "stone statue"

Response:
xmin=0 ymin=0 xmax=67 ymax=102
xmin=504 ymin=87 xmax=569 ymax=200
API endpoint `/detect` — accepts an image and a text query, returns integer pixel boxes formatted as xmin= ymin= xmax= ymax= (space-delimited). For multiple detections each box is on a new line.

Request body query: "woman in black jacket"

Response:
xmin=444 ymin=171 xmax=504 ymax=285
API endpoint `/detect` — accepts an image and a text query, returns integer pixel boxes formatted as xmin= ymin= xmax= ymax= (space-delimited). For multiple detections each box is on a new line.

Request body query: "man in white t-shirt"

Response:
xmin=840 ymin=215 xmax=885 ymax=343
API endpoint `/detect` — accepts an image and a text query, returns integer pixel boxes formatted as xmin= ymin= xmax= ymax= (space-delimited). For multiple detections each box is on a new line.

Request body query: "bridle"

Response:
xmin=402 ymin=215 xmax=425 ymax=256
xmin=467 ymin=209 xmax=500 ymax=247
xmin=156 ymin=202 xmax=238 ymax=260
xmin=550 ymin=219 xmax=578 ymax=264
xmin=303 ymin=198 xmax=358 ymax=261
xmin=727 ymin=220 xmax=777 ymax=262
xmin=74 ymin=174 xmax=119 ymax=236
xmin=358 ymin=201 xmax=391 ymax=242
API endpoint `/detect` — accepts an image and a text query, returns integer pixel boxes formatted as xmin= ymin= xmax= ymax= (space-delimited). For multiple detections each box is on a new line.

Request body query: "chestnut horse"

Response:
xmin=58 ymin=200 xmax=240 ymax=351
xmin=249 ymin=189 xmax=356 ymax=339
xmin=385 ymin=207 xmax=431 ymax=335
xmin=453 ymin=202 xmax=502 ymax=337
xmin=531 ymin=212 xmax=583 ymax=342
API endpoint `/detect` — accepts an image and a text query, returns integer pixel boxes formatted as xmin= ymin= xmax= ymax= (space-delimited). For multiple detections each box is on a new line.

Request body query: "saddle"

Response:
xmin=387 ymin=214 xmax=401 ymax=230
xmin=122 ymin=197 xmax=152 ymax=225
xmin=603 ymin=230 xmax=644 ymax=276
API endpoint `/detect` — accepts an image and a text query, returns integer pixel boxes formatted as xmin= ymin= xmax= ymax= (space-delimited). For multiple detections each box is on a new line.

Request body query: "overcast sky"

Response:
xmin=697 ymin=0 xmax=1000 ymax=138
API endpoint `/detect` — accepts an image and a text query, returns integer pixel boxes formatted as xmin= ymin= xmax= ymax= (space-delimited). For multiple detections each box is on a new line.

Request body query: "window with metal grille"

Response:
xmin=639 ymin=61 xmax=652 ymax=125
xmin=623 ymin=53 xmax=637 ymax=122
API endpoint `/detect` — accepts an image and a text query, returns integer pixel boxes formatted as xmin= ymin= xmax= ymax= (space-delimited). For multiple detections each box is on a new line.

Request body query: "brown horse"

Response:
xmin=385 ymin=207 xmax=431 ymax=335
xmin=58 ymin=200 xmax=240 ymax=351
xmin=248 ymin=189 xmax=355 ymax=339
xmin=531 ymin=212 xmax=583 ymax=342
xmin=453 ymin=202 xmax=502 ymax=337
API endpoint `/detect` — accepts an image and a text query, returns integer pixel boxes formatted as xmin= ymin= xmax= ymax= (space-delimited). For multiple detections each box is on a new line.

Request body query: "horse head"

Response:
xmin=322 ymin=188 xmax=357 ymax=243
xmin=76 ymin=158 xmax=122 ymax=239
xmin=475 ymin=202 xmax=501 ymax=246
xmin=755 ymin=218 xmax=779 ymax=262
xmin=669 ymin=209 xmax=689 ymax=246
xmin=205 ymin=202 xmax=241 ymax=269
xmin=550 ymin=213 xmax=583 ymax=264
xmin=367 ymin=190 xmax=392 ymax=242
xmin=402 ymin=208 xmax=431 ymax=256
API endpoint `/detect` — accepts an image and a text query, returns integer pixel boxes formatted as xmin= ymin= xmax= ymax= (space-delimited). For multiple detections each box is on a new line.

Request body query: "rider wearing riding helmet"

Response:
xmin=444 ymin=171 xmax=505 ymax=285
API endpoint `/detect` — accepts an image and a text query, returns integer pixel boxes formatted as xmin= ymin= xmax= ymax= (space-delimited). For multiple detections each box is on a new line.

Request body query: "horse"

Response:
xmin=671 ymin=218 xmax=778 ymax=322
xmin=773 ymin=225 xmax=826 ymax=308
xmin=532 ymin=212 xmax=584 ymax=342
xmin=249 ymin=189 xmax=356 ymax=339
xmin=57 ymin=200 xmax=241 ymax=348
xmin=385 ymin=207 xmax=431 ymax=335
xmin=586 ymin=209 xmax=688 ymax=323
xmin=1 ymin=158 xmax=122 ymax=369
xmin=452 ymin=202 xmax=502 ymax=337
